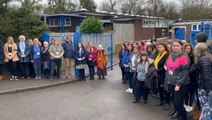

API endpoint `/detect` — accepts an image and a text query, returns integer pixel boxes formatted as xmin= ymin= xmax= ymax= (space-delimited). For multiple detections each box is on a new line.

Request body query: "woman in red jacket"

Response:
xmin=86 ymin=42 xmax=97 ymax=80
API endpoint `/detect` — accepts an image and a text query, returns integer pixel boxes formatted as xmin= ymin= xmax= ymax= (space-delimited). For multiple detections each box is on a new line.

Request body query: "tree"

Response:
xmin=0 ymin=0 xmax=12 ymax=13
xmin=0 ymin=1 xmax=47 ymax=41
xmin=99 ymin=0 xmax=117 ymax=12
xmin=80 ymin=17 xmax=104 ymax=34
xmin=44 ymin=0 xmax=77 ymax=14
xmin=80 ymin=0 xmax=96 ymax=12
xmin=118 ymin=0 xmax=146 ymax=15
xmin=18 ymin=0 xmax=43 ymax=13
xmin=179 ymin=0 xmax=212 ymax=19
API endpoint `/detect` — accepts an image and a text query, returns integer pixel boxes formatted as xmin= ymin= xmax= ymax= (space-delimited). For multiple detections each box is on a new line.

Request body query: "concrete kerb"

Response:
xmin=0 ymin=62 xmax=119 ymax=95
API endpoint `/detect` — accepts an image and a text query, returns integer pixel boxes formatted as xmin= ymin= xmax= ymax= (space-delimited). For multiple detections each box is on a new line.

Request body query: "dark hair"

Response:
xmin=127 ymin=43 xmax=133 ymax=53
xmin=120 ymin=43 xmax=126 ymax=52
xmin=77 ymin=42 xmax=84 ymax=50
xmin=184 ymin=43 xmax=194 ymax=56
xmin=139 ymin=52 xmax=149 ymax=63
xmin=157 ymin=42 xmax=169 ymax=53
xmin=146 ymin=44 xmax=155 ymax=52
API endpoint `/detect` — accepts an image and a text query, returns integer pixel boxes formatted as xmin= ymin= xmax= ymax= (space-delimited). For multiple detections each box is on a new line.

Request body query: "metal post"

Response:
xmin=110 ymin=33 xmax=113 ymax=70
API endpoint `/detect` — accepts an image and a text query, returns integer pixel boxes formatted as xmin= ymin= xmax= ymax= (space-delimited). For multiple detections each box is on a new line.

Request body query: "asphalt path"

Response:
xmin=0 ymin=66 xmax=171 ymax=120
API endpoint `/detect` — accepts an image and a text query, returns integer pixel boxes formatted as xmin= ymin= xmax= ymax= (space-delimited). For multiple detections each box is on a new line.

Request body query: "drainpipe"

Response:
xmin=61 ymin=16 xmax=65 ymax=33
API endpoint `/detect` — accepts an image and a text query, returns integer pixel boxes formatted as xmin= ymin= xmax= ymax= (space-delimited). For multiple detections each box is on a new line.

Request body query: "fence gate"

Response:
xmin=43 ymin=32 xmax=114 ymax=76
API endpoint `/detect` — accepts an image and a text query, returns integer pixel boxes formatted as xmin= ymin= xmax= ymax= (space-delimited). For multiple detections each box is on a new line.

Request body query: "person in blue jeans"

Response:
xmin=30 ymin=38 xmax=42 ymax=80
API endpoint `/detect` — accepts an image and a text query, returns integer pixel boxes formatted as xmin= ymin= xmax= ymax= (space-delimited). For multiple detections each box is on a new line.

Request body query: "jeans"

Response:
xmin=88 ymin=65 xmax=95 ymax=79
xmin=0 ymin=64 xmax=3 ymax=75
xmin=33 ymin=60 xmax=41 ymax=77
xmin=170 ymin=84 xmax=189 ymax=119
xmin=19 ymin=62 xmax=30 ymax=78
xmin=128 ymin=72 xmax=134 ymax=89
xmin=120 ymin=67 xmax=125 ymax=80
xmin=50 ymin=59 xmax=62 ymax=78
xmin=8 ymin=60 xmax=18 ymax=77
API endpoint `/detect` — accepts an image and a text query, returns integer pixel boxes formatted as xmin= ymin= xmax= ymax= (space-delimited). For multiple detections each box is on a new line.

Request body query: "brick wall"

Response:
xmin=134 ymin=20 xmax=169 ymax=41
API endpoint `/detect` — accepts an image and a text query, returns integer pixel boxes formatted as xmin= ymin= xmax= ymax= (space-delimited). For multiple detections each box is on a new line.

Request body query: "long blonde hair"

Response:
xmin=7 ymin=36 xmax=15 ymax=44
xmin=194 ymin=43 xmax=212 ymax=64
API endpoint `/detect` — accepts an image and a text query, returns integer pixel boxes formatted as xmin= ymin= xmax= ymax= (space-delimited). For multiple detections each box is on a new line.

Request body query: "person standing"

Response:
xmin=49 ymin=39 xmax=64 ymax=79
xmin=86 ymin=42 xmax=97 ymax=80
xmin=184 ymin=43 xmax=197 ymax=111
xmin=4 ymin=36 xmax=19 ymax=80
xmin=96 ymin=45 xmax=108 ymax=80
xmin=62 ymin=36 xmax=75 ymax=79
xmin=17 ymin=35 xmax=31 ymax=79
xmin=119 ymin=43 xmax=127 ymax=83
xmin=195 ymin=43 xmax=212 ymax=120
xmin=75 ymin=42 xmax=87 ymax=81
xmin=27 ymin=38 xmax=35 ymax=78
xmin=42 ymin=42 xmax=51 ymax=79
xmin=165 ymin=40 xmax=190 ymax=120
xmin=0 ymin=38 xmax=4 ymax=80
xmin=134 ymin=53 xmax=150 ymax=103
xmin=124 ymin=44 xmax=134 ymax=93
xmin=30 ymin=38 xmax=42 ymax=79
xmin=154 ymin=43 xmax=169 ymax=106
xmin=129 ymin=45 xmax=141 ymax=94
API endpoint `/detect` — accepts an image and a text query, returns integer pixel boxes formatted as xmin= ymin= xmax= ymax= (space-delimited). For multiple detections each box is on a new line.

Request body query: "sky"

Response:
xmin=94 ymin=0 xmax=179 ymax=5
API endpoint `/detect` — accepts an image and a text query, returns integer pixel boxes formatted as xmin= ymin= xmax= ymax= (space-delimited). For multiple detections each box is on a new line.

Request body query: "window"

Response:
xmin=193 ymin=25 xmax=197 ymax=31
xmin=49 ymin=19 xmax=55 ymax=26
xmin=49 ymin=19 xmax=59 ymax=27
xmin=65 ymin=18 xmax=71 ymax=26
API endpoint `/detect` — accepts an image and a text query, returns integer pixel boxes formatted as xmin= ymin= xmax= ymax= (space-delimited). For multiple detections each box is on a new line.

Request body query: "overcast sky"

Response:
xmin=94 ymin=0 xmax=179 ymax=5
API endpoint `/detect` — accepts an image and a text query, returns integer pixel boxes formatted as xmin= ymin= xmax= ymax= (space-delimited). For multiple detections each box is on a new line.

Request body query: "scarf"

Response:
xmin=154 ymin=51 xmax=167 ymax=70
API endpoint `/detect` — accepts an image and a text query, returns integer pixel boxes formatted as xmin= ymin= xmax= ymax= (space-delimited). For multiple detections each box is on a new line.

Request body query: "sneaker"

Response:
xmin=38 ymin=76 xmax=41 ymax=80
xmin=184 ymin=105 xmax=193 ymax=112
xmin=125 ymin=88 xmax=130 ymax=92
xmin=35 ymin=76 xmax=38 ymax=80
xmin=14 ymin=76 xmax=18 ymax=81
xmin=128 ymin=89 xmax=133 ymax=94
xmin=10 ymin=78 xmax=14 ymax=81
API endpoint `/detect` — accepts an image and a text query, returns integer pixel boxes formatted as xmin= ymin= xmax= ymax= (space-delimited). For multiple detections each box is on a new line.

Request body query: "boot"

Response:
xmin=170 ymin=111 xmax=180 ymax=119
xmin=0 ymin=75 xmax=3 ymax=80
xmin=168 ymin=110 xmax=176 ymax=116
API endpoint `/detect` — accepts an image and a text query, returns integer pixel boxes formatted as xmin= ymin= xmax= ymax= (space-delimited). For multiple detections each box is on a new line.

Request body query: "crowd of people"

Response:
xmin=0 ymin=35 xmax=108 ymax=81
xmin=118 ymin=32 xmax=212 ymax=120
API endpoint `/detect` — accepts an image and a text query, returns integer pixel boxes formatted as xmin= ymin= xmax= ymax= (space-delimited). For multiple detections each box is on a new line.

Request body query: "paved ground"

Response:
xmin=0 ymin=66 xmax=171 ymax=120
xmin=0 ymin=55 xmax=119 ymax=94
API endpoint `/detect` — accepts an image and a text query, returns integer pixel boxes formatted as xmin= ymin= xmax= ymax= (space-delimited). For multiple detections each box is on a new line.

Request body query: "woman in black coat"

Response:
xmin=153 ymin=42 xmax=169 ymax=106
xmin=0 ymin=38 xmax=4 ymax=80
xmin=195 ymin=43 xmax=212 ymax=120
xmin=75 ymin=42 xmax=87 ymax=81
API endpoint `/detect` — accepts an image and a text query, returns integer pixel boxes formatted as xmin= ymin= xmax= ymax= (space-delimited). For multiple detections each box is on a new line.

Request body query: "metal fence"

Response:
xmin=43 ymin=32 xmax=114 ymax=76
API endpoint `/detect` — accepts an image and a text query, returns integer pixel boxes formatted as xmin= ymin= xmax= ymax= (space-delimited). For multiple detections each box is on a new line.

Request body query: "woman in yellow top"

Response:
xmin=153 ymin=42 xmax=169 ymax=107
xmin=4 ymin=36 xmax=19 ymax=80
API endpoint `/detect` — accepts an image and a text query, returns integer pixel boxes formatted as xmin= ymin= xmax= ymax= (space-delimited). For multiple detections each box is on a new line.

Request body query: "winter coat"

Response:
xmin=74 ymin=48 xmax=87 ymax=65
xmin=62 ymin=41 xmax=74 ymax=59
xmin=197 ymin=56 xmax=212 ymax=93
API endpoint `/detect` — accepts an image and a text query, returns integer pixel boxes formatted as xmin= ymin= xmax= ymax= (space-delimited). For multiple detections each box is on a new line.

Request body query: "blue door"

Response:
xmin=176 ymin=28 xmax=185 ymax=40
